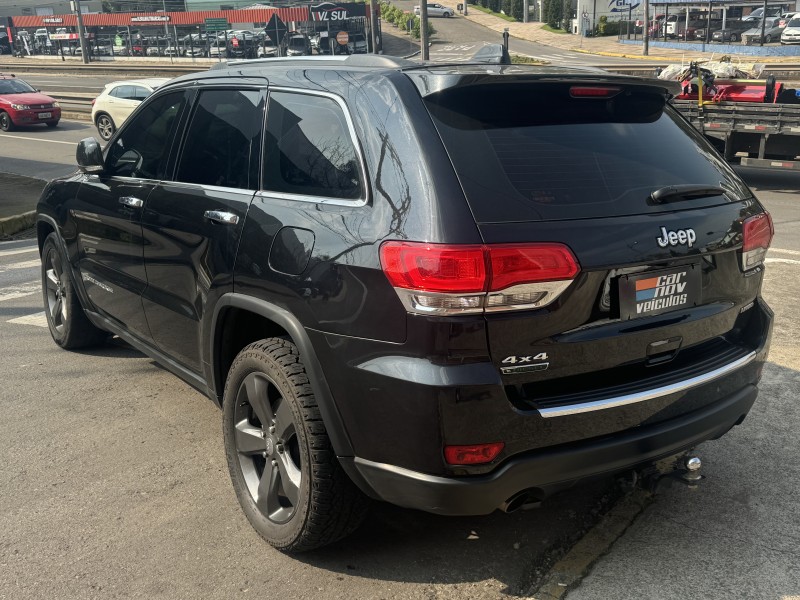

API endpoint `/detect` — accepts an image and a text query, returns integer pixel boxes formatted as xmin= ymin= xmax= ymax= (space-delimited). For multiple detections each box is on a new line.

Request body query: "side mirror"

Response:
xmin=76 ymin=137 xmax=104 ymax=174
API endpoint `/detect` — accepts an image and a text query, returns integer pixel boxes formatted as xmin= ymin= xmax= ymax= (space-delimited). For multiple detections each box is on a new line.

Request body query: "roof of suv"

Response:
xmin=177 ymin=55 xmax=680 ymax=95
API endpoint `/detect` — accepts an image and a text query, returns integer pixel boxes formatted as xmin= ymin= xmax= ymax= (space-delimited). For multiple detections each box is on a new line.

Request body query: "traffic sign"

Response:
xmin=336 ymin=30 xmax=349 ymax=45
xmin=264 ymin=13 xmax=288 ymax=46
xmin=205 ymin=17 xmax=230 ymax=31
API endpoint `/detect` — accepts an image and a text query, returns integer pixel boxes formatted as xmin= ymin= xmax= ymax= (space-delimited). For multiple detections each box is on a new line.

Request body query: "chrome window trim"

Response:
xmin=538 ymin=351 xmax=757 ymax=418
xmin=257 ymin=86 xmax=369 ymax=208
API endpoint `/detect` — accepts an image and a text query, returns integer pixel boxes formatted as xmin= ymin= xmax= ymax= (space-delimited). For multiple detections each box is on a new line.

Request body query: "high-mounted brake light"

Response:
xmin=380 ymin=241 xmax=580 ymax=315
xmin=741 ymin=212 xmax=773 ymax=271
xmin=569 ymin=86 xmax=622 ymax=98
xmin=444 ymin=442 xmax=504 ymax=466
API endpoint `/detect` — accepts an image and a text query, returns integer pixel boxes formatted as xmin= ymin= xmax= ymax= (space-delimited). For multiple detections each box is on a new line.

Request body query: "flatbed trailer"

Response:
xmin=673 ymin=100 xmax=800 ymax=171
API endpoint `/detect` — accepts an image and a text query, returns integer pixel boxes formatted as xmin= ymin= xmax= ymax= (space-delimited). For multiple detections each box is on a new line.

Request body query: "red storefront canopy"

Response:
xmin=11 ymin=8 xmax=310 ymax=29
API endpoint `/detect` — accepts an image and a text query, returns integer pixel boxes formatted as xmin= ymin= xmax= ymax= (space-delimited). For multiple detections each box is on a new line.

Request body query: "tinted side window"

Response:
xmin=263 ymin=91 xmax=362 ymax=200
xmin=176 ymin=89 xmax=264 ymax=190
xmin=131 ymin=86 xmax=151 ymax=100
xmin=106 ymin=91 xmax=186 ymax=180
xmin=110 ymin=85 xmax=131 ymax=99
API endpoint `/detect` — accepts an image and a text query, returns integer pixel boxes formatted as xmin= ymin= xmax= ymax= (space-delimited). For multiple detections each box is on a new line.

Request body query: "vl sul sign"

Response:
xmin=608 ymin=0 xmax=641 ymax=11
xmin=310 ymin=2 xmax=349 ymax=21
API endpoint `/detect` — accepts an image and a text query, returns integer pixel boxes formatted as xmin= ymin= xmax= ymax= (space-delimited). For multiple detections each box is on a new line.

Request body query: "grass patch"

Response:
xmin=511 ymin=54 xmax=545 ymax=64
xmin=541 ymin=24 xmax=570 ymax=34
xmin=469 ymin=4 xmax=518 ymax=22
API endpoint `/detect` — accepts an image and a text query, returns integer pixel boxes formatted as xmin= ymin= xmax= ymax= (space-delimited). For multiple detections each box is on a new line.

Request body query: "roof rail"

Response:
xmin=212 ymin=54 xmax=417 ymax=71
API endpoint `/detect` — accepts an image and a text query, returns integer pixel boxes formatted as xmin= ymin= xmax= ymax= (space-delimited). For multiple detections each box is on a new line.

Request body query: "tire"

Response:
xmin=95 ymin=113 xmax=115 ymax=141
xmin=444 ymin=11 xmax=452 ymax=17
xmin=41 ymin=233 xmax=107 ymax=349
xmin=46 ymin=121 xmax=58 ymax=128
xmin=730 ymin=33 xmax=739 ymax=42
xmin=765 ymin=34 xmax=772 ymax=43
xmin=0 ymin=111 xmax=14 ymax=132
xmin=223 ymin=338 xmax=369 ymax=552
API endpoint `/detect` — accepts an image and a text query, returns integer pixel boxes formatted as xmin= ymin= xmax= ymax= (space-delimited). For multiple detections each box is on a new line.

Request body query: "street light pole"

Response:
xmin=72 ymin=0 xmax=89 ymax=64
xmin=420 ymin=1 xmax=429 ymax=60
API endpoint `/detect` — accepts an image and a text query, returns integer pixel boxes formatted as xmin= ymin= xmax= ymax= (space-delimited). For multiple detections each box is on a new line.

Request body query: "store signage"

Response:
xmin=310 ymin=2 xmax=348 ymax=21
xmin=608 ymin=0 xmax=640 ymax=11
xmin=43 ymin=18 xmax=64 ymax=24
xmin=131 ymin=15 xmax=171 ymax=22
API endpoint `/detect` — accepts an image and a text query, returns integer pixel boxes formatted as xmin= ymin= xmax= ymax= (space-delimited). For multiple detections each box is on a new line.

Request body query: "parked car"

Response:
xmin=414 ymin=2 xmax=454 ymax=17
xmin=256 ymin=36 xmax=278 ymax=57
xmin=779 ymin=11 xmax=800 ymax=27
xmin=0 ymin=32 xmax=12 ymax=55
xmin=0 ymin=74 xmax=60 ymax=131
xmin=743 ymin=6 xmax=781 ymax=22
xmin=710 ymin=20 xmax=752 ymax=42
xmin=91 ymin=77 xmax=170 ymax=140
xmin=781 ymin=17 xmax=800 ymax=43
xmin=227 ymin=33 xmax=258 ymax=59
xmin=209 ymin=39 xmax=227 ymax=58
xmin=347 ymin=32 xmax=368 ymax=53
xmin=285 ymin=33 xmax=312 ymax=55
xmin=37 ymin=55 xmax=774 ymax=554
xmin=742 ymin=17 xmax=784 ymax=43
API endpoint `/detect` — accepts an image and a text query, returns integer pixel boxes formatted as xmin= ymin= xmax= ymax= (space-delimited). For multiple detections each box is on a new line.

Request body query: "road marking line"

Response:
xmin=766 ymin=258 xmax=800 ymax=266
xmin=770 ymin=247 xmax=800 ymax=256
xmin=0 ymin=281 xmax=40 ymax=303
xmin=8 ymin=312 xmax=48 ymax=328
xmin=5 ymin=135 xmax=76 ymax=146
xmin=0 ymin=259 xmax=40 ymax=272
xmin=0 ymin=247 xmax=38 ymax=258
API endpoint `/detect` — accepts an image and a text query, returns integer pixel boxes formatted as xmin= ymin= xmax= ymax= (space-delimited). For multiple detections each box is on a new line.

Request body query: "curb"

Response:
xmin=526 ymin=488 xmax=652 ymax=600
xmin=0 ymin=210 xmax=36 ymax=239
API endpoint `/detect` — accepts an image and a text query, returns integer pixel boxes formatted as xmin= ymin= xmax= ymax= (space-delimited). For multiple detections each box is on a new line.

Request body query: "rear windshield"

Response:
xmin=423 ymin=82 xmax=751 ymax=223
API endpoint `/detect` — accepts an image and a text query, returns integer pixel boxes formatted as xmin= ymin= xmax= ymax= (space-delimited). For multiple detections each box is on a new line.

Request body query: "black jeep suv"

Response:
xmin=36 ymin=56 xmax=773 ymax=552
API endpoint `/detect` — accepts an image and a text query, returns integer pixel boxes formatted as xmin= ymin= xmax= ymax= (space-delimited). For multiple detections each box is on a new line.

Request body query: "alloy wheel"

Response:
xmin=96 ymin=115 xmax=114 ymax=140
xmin=233 ymin=372 xmax=302 ymax=524
xmin=44 ymin=245 xmax=68 ymax=335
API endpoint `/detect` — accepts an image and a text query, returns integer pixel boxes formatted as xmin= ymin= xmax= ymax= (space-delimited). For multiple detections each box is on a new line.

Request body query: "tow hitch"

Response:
xmin=620 ymin=452 xmax=706 ymax=493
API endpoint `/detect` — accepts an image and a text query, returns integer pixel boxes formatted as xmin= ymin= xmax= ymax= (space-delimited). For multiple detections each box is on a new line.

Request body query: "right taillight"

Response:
xmin=380 ymin=241 xmax=580 ymax=316
xmin=741 ymin=212 xmax=773 ymax=272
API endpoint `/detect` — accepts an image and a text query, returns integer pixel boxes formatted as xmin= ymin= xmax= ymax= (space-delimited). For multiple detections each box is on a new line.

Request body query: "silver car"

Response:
xmin=413 ymin=3 xmax=454 ymax=17
xmin=742 ymin=17 xmax=784 ymax=44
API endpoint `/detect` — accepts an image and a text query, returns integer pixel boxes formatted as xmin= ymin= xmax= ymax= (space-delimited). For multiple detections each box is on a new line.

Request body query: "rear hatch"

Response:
xmin=414 ymin=70 xmax=770 ymax=416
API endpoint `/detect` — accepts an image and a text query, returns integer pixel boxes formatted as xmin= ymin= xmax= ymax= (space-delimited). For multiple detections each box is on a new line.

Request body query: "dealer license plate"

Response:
xmin=38 ymin=112 xmax=52 ymax=119
xmin=618 ymin=265 xmax=701 ymax=320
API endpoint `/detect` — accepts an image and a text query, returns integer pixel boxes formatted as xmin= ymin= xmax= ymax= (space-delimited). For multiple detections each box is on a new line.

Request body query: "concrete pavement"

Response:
xmin=0 ymin=173 xmax=45 ymax=239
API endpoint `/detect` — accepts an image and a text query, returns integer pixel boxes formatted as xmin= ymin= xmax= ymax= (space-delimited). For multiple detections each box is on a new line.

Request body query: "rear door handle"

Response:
xmin=204 ymin=210 xmax=240 ymax=225
xmin=119 ymin=196 xmax=144 ymax=208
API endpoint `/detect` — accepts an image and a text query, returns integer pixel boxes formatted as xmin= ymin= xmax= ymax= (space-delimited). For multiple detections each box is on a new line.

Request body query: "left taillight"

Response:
xmin=741 ymin=212 xmax=773 ymax=271
xmin=380 ymin=241 xmax=580 ymax=315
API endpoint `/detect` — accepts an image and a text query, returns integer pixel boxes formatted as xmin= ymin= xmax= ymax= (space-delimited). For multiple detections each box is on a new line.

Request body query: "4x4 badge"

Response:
xmin=656 ymin=226 xmax=697 ymax=248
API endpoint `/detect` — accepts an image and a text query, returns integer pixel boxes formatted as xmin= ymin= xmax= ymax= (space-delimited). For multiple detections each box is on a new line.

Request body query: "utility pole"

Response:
xmin=367 ymin=0 xmax=378 ymax=53
xmin=72 ymin=0 xmax=89 ymax=64
xmin=420 ymin=1 xmax=429 ymax=60
xmin=643 ymin=0 xmax=649 ymax=54
xmin=523 ymin=0 xmax=529 ymax=22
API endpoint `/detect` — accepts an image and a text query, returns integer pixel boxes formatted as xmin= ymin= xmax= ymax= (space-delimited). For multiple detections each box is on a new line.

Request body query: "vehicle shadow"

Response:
xmin=293 ymin=478 xmax=619 ymax=596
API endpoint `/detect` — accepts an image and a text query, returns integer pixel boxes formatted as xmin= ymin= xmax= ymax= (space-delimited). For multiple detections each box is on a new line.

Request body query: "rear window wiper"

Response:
xmin=649 ymin=184 xmax=728 ymax=204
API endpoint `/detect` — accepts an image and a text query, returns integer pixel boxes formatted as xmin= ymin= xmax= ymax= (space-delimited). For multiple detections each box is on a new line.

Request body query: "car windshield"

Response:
xmin=789 ymin=18 xmax=800 ymax=26
xmin=288 ymin=37 xmax=306 ymax=48
xmin=0 ymin=79 xmax=36 ymax=95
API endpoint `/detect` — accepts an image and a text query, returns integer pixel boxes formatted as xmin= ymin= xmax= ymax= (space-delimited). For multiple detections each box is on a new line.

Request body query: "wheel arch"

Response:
xmin=210 ymin=293 xmax=355 ymax=457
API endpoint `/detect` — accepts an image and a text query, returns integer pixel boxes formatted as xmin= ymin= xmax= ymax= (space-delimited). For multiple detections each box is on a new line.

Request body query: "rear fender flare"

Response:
xmin=210 ymin=293 xmax=354 ymax=457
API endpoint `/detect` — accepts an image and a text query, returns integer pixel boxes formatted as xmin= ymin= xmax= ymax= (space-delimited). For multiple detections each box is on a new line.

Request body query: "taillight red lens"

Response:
xmin=444 ymin=442 xmax=504 ymax=465
xmin=380 ymin=242 xmax=486 ymax=293
xmin=741 ymin=212 xmax=773 ymax=271
xmin=743 ymin=212 xmax=773 ymax=252
xmin=569 ymin=86 xmax=622 ymax=98
xmin=489 ymin=244 xmax=580 ymax=290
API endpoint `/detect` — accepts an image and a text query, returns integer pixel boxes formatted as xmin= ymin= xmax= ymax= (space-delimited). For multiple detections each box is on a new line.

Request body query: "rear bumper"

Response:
xmin=347 ymin=384 xmax=757 ymax=515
